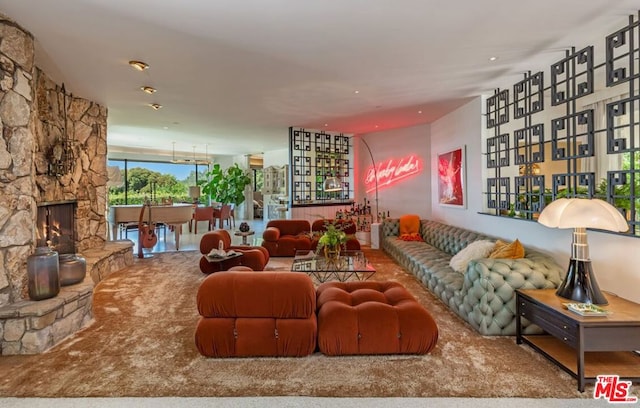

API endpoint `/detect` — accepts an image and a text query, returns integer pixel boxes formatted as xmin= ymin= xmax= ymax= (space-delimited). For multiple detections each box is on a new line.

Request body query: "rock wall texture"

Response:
xmin=0 ymin=14 xmax=108 ymax=307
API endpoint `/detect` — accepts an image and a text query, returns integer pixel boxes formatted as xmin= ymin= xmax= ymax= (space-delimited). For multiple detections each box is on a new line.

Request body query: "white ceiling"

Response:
xmin=0 ymin=0 xmax=637 ymax=160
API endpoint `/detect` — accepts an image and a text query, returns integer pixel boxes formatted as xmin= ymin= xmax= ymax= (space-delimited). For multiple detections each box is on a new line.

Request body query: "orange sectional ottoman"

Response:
xmin=195 ymin=272 xmax=317 ymax=357
xmin=316 ymin=281 xmax=438 ymax=356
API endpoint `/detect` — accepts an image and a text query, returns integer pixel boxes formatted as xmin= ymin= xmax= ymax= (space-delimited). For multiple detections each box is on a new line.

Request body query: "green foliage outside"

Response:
xmin=108 ymin=167 xmax=208 ymax=205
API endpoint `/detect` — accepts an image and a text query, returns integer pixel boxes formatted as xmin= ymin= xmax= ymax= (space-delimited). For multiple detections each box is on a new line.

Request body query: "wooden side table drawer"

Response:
xmin=520 ymin=296 xmax=577 ymax=347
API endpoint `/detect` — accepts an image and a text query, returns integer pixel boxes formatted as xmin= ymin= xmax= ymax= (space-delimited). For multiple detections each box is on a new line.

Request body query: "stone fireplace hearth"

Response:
xmin=36 ymin=200 xmax=77 ymax=254
xmin=0 ymin=14 xmax=134 ymax=354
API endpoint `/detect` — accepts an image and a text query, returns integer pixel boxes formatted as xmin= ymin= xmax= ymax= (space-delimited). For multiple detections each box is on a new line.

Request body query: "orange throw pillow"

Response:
xmin=399 ymin=214 xmax=422 ymax=241
xmin=489 ymin=239 xmax=525 ymax=259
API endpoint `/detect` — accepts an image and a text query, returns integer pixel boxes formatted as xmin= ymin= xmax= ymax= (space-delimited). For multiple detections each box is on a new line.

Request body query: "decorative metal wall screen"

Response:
xmin=289 ymin=127 xmax=353 ymax=205
xmin=482 ymin=11 xmax=640 ymax=237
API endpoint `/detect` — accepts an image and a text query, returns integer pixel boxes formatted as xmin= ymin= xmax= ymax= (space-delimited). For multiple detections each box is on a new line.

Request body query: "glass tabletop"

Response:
xmin=292 ymin=250 xmax=375 ymax=283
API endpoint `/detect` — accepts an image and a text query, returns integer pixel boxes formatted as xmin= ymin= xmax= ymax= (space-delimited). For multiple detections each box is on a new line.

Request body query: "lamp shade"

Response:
xmin=188 ymin=186 xmax=201 ymax=199
xmin=323 ymin=176 xmax=342 ymax=192
xmin=538 ymin=198 xmax=628 ymax=232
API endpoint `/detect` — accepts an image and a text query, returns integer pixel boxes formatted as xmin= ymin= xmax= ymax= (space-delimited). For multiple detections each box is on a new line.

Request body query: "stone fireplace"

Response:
xmin=0 ymin=14 xmax=133 ymax=354
xmin=36 ymin=200 xmax=77 ymax=254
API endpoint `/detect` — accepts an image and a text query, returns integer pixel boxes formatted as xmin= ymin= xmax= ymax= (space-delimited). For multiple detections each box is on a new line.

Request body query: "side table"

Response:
xmin=234 ymin=230 xmax=255 ymax=245
xmin=516 ymin=289 xmax=640 ymax=392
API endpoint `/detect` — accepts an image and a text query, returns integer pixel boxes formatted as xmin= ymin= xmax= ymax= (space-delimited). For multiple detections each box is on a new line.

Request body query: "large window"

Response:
xmin=108 ymin=159 xmax=209 ymax=205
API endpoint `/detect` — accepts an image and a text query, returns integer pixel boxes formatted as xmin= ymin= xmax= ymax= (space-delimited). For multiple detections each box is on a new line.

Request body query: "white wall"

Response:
xmin=430 ymin=97 xmax=640 ymax=303
xmin=356 ymin=124 xmax=431 ymax=220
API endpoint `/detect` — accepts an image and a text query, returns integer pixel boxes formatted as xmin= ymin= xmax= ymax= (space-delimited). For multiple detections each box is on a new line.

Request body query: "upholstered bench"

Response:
xmin=316 ymin=281 xmax=438 ymax=356
xmin=195 ymin=272 xmax=317 ymax=357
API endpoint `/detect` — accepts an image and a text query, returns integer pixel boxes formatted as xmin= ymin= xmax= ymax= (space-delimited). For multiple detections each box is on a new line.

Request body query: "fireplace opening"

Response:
xmin=36 ymin=200 xmax=77 ymax=254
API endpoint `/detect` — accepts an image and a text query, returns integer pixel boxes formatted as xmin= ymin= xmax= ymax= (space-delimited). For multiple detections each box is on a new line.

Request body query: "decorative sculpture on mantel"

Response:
xmin=48 ymin=83 xmax=75 ymax=177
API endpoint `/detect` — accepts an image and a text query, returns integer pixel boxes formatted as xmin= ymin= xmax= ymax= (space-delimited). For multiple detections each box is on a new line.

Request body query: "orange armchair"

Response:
xmin=199 ymin=229 xmax=270 ymax=273
xmin=261 ymin=219 xmax=312 ymax=257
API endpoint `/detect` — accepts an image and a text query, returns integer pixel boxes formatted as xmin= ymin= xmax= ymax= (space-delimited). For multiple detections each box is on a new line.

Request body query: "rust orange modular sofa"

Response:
xmin=199 ymin=229 xmax=270 ymax=273
xmin=195 ymin=272 xmax=317 ymax=357
xmin=316 ymin=281 xmax=438 ymax=356
xmin=261 ymin=219 xmax=312 ymax=257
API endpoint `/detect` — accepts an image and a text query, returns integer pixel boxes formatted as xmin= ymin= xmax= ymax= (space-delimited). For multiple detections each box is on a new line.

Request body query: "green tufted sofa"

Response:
xmin=381 ymin=219 xmax=564 ymax=335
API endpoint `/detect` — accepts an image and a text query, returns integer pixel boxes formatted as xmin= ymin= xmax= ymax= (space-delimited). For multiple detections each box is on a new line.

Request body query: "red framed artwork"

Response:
xmin=437 ymin=146 xmax=465 ymax=207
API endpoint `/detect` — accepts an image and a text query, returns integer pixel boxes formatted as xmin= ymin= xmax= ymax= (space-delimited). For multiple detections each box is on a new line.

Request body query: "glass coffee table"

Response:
xmin=292 ymin=250 xmax=376 ymax=283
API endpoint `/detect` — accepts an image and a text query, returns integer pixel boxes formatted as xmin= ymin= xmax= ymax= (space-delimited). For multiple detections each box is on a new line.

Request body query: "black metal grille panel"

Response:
xmin=606 ymin=15 xmax=640 ymax=86
xmin=514 ymin=123 xmax=544 ymax=165
xmin=551 ymin=110 xmax=594 ymax=160
xmin=480 ymin=13 xmax=640 ymax=236
xmin=514 ymin=71 xmax=544 ymax=119
xmin=486 ymin=134 xmax=509 ymax=168
xmin=551 ymin=46 xmax=594 ymax=106
xmin=486 ymin=90 xmax=509 ymax=128
xmin=289 ymin=127 xmax=353 ymax=205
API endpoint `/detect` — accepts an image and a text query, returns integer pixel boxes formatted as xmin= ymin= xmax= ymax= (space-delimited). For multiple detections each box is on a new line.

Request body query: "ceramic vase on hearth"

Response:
xmin=27 ymin=247 xmax=60 ymax=301
xmin=58 ymin=253 xmax=87 ymax=286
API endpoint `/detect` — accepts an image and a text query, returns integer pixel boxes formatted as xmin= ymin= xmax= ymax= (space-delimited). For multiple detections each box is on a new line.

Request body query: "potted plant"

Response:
xmin=315 ymin=219 xmax=348 ymax=260
xmin=201 ymin=163 xmax=252 ymax=206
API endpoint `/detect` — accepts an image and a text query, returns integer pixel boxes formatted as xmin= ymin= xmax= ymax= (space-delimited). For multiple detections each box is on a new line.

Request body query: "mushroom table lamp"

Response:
xmin=537 ymin=198 xmax=628 ymax=305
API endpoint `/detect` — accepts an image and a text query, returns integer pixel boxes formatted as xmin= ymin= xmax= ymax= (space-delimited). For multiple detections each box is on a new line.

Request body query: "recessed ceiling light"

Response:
xmin=129 ymin=60 xmax=149 ymax=71
xmin=375 ymin=125 xmax=379 ymax=128
xmin=489 ymin=56 xmax=498 ymax=62
xmin=162 ymin=126 xmax=169 ymax=130
xmin=324 ymin=123 xmax=329 ymax=127
xmin=354 ymin=90 xmax=360 ymax=94
xmin=149 ymin=103 xmax=162 ymax=110
xmin=141 ymin=86 xmax=157 ymax=94
xmin=418 ymin=110 xmax=423 ymax=114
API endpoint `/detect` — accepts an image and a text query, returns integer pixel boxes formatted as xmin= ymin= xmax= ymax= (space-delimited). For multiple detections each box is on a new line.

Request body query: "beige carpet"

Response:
xmin=0 ymin=249 xmax=590 ymax=398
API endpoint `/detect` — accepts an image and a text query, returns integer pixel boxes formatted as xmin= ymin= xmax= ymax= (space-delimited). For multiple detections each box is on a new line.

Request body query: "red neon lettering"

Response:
xmin=364 ymin=155 xmax=423 ymax=193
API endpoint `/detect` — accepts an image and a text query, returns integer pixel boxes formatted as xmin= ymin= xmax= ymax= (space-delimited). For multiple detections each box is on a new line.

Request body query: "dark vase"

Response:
xmin=239 ymin=222 xmax=250 ymax=232
xmin=58 ymin=254 xmax=87 ymax=286
xmin=27 ymin=247 xmax=60 ymax=301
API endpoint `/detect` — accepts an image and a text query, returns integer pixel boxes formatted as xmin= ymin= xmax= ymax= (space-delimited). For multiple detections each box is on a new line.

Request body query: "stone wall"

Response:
xmin=32 ymin=68 xmax=108 ymax=253
xmin=0 ymin=14 xmax=108 ymax=307
xmin=0 ymin=16 xmax=36 ymax=307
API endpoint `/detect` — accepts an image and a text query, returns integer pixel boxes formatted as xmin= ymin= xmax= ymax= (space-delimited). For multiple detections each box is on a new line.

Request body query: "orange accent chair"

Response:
xmin=199 ymin=229 xmax=270 ymax=273
xmin=310 ymin=219 xmax=361 ymax=251
xmin=261 ymin=219 xmax=312 ymax=257
xmin=195 ymin=271 xmax=317 ymax=357
xmin=316 ymin=281 xmax=438 ymax=356
xmin=190 ymin=206 xmax=215 ymax=234
xmin=213 ymin=204 xmax=232 ymax=229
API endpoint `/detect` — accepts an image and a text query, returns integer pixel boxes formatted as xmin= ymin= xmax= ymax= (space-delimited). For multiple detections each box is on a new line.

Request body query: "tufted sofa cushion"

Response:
xmin=381 ymin=219 xmax=564 ymax=335
xmin=316 ymin=281 xmax=438 ymax=355
xmin=195 ymin=272 xmax=317 ymax=357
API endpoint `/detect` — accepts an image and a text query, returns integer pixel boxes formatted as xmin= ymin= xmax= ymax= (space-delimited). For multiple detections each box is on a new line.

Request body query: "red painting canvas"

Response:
xmin=437 ymin=146 xmax=465 ymax=207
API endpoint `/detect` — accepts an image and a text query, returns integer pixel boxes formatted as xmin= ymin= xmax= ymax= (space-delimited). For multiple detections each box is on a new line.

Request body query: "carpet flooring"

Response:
xmin=0 ymin=249 xmax=592 ymax=399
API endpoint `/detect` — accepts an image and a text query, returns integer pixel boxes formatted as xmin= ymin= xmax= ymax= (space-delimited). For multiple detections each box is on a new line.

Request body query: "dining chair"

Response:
xmin=216 ymin=204 xmax=232 ymax=229
xmin=191 ymin=206 xmax=215 ymax=234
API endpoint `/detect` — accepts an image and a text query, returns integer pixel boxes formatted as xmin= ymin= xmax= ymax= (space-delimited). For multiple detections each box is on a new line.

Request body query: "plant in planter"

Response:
xmin=314 ymin=219 xmax=348 ymax=260
xmin=201 ymin=163 xmax=252 ymax=206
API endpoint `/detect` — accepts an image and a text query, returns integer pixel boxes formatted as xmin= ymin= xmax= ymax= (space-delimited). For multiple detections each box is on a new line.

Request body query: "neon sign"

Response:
xmin=364 ymin=154 xmax=423 ymax=193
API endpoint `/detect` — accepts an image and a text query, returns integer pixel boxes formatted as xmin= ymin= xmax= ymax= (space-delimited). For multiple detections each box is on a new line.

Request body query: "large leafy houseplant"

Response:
xmin=201 ymin=163 xmax=252 ymax=205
